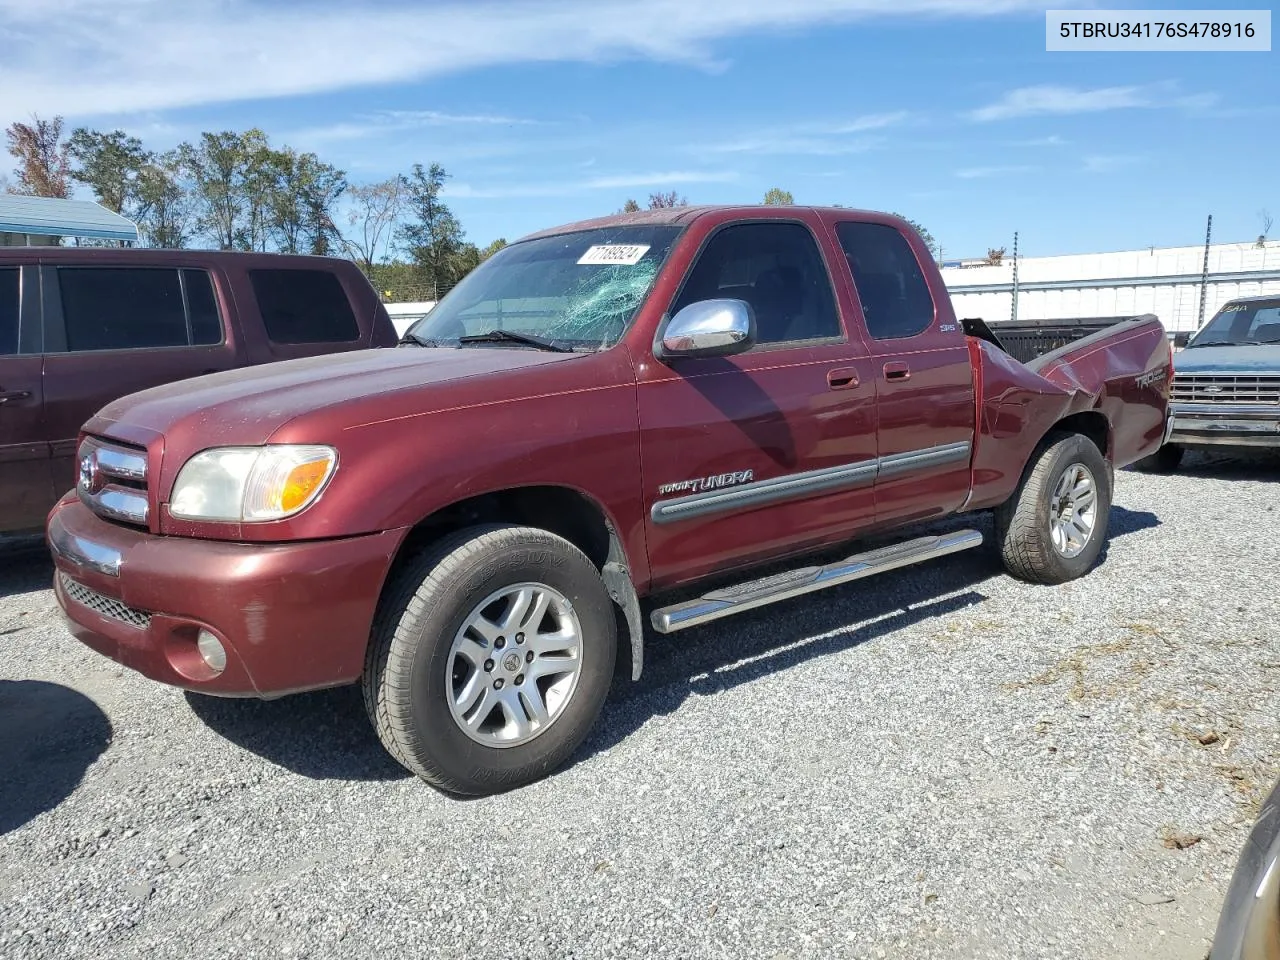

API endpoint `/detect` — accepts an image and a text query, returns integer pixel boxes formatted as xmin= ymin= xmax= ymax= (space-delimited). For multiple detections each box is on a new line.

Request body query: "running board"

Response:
xmin=650 ymin=528 xmax=984 ymax=634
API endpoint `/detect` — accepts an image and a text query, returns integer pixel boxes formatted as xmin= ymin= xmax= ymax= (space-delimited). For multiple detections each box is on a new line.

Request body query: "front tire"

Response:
xmin=363 ymin=524 xmax=617 ymax=795
xmin=994 ymin=432 xmax=1112 ymax=585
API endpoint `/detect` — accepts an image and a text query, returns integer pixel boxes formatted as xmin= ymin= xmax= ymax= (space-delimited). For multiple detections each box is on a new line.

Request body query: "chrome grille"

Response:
xmin=1171 ymin=373 xmax=1280 ymax=405
xmin=77 ymin=436 xmax=150 ymax=527
xmin=59 ymin=573 xmax=152 ymax=629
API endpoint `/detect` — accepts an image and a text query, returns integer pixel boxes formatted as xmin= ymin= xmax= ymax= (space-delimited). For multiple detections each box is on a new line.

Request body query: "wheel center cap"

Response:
xmin=501 ymin=651 xmax=522 ymax=674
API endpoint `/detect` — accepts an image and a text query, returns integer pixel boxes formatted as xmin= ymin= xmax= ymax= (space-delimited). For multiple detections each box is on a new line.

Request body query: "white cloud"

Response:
xmin=1081 ymin=154 xmax=1145 ymax=173
xmin=443 ymin=169 xmax=738 ymax=199
xmin=1013 ymin=134 xmax=1068 ymax=147
xmin=955 ymin=165 xmax=1034 ymax=179
xmin=291 ymin=110 xmax=549 ymax=145
xmin=707 ymin=135 xmax=886 ymax=156
xmin=967 ymin=83 xmax=1217 ymax=122
xmin=700 ymin=112 xmax=908 ymax=156
xmin=0 ymin=0 xmax=1052 ymax=117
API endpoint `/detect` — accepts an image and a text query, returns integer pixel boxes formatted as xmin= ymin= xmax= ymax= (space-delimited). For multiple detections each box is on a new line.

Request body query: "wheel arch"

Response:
xmin=376 ymin=484 xmax=646 ymax=683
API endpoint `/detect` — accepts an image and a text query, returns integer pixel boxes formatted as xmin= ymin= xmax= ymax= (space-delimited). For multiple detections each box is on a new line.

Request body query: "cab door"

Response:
xmin=830 ymin=219 xmax=975 ymax=525
xmin=637 ymin=215 xmax=879 ymax=591
xmin=0 ymin=264 xmax=53 ymax=533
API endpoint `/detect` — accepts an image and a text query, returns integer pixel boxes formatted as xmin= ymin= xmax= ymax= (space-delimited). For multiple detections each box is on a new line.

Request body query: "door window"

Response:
xmin=671 ymin=222 xmax=841 ymax=345
xmin=249 ymin=269 xmax=359 ymax=344
xmin=835 ymin=221 xmax=936 ymax=340
xmin=57 ymin=266 xmax=224 ymax=352
xmin=0 ymin=268 xmax=17 ymax=355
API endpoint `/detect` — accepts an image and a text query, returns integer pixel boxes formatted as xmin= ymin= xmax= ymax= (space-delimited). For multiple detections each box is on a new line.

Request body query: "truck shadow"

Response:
xmin=181 ymin=506 xmax=1160 ymax=786
xmin=184 ymin=685 xmax=411 ymax=782
xmin=0 ymin=680 xmax=113 ymax=836
xmin=574 ymin=504 xmax=1161 ymax=770
xmin=0 ymin=536 xmax=54 ymax=602
xmin=1175 ymin=449 xmax=1280 ymax=481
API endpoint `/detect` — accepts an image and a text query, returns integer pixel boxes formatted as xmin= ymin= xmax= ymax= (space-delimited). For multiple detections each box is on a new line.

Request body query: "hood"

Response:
xmin=1175 ymin=343 xmax=1280 ymax=373
xmin=88 ymin=345 xmax=582 ymax=446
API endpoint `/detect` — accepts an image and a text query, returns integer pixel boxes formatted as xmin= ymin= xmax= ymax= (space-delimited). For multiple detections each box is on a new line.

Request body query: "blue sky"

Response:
xmin=1 ymin=0 xmax=1276 ymax=258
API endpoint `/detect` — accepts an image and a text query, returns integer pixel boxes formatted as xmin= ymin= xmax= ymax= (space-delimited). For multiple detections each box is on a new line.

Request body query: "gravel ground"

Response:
xmin=2 ymin=450 xmax=1278 ymax=960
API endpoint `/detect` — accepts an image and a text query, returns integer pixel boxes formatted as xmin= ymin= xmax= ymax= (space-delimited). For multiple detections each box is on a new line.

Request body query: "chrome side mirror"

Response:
xmin=657 ymin=299 xmax=755 ymax=359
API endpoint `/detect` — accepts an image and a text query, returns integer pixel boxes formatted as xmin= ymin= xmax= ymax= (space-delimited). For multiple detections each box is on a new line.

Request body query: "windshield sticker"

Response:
xmin=578 ymin=244 xmax=650 ymax=266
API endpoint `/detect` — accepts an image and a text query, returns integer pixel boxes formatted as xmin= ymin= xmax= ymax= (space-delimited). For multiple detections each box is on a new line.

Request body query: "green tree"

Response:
xmin=397 ymin=162 xmax=466 ymax=294
xmin=268 ymin=148 xmax=346 ymax=255
xmin=67 ymin=128 xmax=151 ymax=217
xmin=618 ymin=198 xmax=641 ymax=213
xmin=133 ymin=152 xmax=195 ymax=249
xmin=890 ymin=212 xmax=938 ymax=257
xmin=762 ymin=187 xmax=794 ymax=205
xmin=5 ymin=114 xmax=71 ymax=198
xmin=481 ymin=238 xmax=507 ymax=259
xmin=178 ymin=128 xmax=276 ymax=250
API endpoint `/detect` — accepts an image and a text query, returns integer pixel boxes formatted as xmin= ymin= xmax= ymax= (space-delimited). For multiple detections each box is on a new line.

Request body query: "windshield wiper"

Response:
xmin=1187 ymin=339 xmax=1240 ymax=347
xmin=399 ymin=331 xmax=446 ymax=347
xmin=456 ymin=329 xmax=574 ymax=353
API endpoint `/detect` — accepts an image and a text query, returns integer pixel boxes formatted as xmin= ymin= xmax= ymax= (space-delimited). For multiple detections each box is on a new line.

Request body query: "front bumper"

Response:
xmin=1168 ymin=403 xmax=1280 ymax=449
xmin=48 ymin=497 xmax=406 ymax=698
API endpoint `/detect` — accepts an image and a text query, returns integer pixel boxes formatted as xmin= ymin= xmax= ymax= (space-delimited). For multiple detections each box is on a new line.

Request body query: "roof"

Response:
xmin=0 ymin=195 xmax=139 ymax=242
xmin=516 ymin=204 xmax=901 ymax=242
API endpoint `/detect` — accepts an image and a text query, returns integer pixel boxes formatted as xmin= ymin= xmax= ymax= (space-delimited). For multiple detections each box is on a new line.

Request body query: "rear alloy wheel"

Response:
xmin=1048 ymin=462 xmax=1099 ymax=559
xmin=363 ymin=524 xmax=616 ymax=795
xmin=995 ymin=432 xmax=1112 ymax=585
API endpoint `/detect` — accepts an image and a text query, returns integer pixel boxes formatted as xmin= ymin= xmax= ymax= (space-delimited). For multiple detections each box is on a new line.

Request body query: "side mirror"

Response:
xmin=657 ymin=299 xmax=755 ymax=360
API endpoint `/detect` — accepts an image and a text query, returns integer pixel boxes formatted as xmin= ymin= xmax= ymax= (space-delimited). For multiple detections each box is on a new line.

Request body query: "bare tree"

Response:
xmin=5 ymin=114 xmax=71 ymax=198
xmin=342 ymin=177 xmax=407 ymax=272
xmin=984 ymin=246 xmax=1006 ymax=265
xmin=648 ymin=190 xmax=687 ymax=209
xmin=1259 ymin=209 xmax=1274 ymax=248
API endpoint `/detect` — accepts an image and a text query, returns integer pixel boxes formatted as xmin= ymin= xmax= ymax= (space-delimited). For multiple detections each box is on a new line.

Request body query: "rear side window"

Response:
xmin=184 ymin=269 xmax=223 ymax=346
xmin=671 ymin=222 xmax=841 ymax=345
xmin=0 ymin=268 xmax=17 ymax=355
xmin=56 ymin=267 xmax=225 ymax=352
xmin=835 ymin=222 xmax=936 ymax=340
xmin=249 ymin=269 xmax=359 ymax=344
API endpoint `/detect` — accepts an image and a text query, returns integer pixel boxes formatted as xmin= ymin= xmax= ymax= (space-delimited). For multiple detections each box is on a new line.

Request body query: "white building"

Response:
xmin=942 ymin=239 xmax=1280 ymax=334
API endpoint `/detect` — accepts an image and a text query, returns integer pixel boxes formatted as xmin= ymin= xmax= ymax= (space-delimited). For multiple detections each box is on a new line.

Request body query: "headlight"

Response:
xmin=169 ymin=445 xmax=337 ymax=522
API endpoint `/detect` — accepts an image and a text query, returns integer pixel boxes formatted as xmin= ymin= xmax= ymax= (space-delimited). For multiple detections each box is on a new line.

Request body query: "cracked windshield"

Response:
xmin=406 ymin=225 xmax=682 ymax=351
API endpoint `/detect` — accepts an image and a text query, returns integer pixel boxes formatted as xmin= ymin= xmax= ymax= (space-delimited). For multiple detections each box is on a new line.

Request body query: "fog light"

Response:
xmin=196 ymin=630 xmax=227 ymax=675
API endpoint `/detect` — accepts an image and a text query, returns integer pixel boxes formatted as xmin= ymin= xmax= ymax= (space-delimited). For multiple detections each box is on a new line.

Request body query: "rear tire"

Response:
xmin=363 ymin=524 xmax=616 ymax=795
xmin=994 ymin=432 xmax=1112 ymax=585
xmin=1133 ymin=443 xmax=1183 ymax=474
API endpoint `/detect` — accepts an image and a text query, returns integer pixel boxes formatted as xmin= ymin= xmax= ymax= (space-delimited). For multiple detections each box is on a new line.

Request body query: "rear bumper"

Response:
xmin=1168 ymin=402 xmax=1280 ymax=449
xmin=48 ymin=498 xmax=405 ymax=698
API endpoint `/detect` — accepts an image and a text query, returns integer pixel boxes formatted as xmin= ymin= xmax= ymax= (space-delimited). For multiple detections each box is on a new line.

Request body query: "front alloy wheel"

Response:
xmin=446 ymin=583 xmax=583 ymax=748
xmin=363 ymin=523 xmax=617 ymax=796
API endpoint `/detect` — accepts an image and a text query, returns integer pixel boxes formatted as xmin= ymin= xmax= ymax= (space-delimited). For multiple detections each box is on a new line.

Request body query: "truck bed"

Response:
xmin=962 ymin=313 xmax=1172 ymax=511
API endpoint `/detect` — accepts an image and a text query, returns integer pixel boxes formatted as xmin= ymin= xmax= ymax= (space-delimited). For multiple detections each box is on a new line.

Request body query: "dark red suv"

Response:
xmin=0 ymin=248 xmax=396 ymax=534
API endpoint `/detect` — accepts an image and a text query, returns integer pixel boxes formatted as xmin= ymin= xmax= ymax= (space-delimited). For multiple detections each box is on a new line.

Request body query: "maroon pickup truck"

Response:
xmin=0 ymin=248 xmax=396 ymax=535
xmin=47 ymin=206 xmax=1172 ymax=795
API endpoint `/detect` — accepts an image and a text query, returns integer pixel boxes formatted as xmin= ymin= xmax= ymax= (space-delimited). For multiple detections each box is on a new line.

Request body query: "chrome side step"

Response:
xmin=650 ymin=528 xmax=984 ymax=634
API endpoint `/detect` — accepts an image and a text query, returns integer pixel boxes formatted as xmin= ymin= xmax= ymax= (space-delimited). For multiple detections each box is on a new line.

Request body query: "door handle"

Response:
xmin=883 ymin=362 xmax=911 ymax=381
xmin=0 ymin=390 xmax=32 ymax=404
xmin=826 ymin=367 xmax=860 ymax=390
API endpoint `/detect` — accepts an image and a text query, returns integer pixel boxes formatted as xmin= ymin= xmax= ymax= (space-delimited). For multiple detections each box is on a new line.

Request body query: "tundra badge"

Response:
xmin=658 ymin=470 xmax=754 ymax=497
